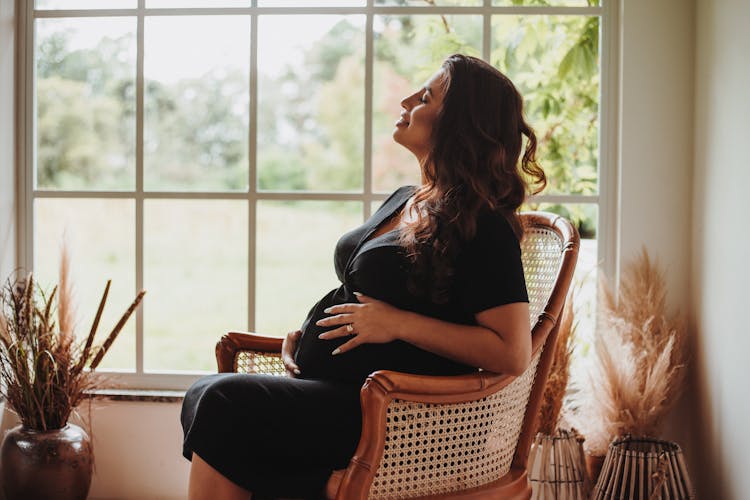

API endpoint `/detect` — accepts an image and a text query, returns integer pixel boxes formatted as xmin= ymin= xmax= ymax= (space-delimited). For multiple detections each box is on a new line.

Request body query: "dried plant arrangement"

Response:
xmin=0 ymin=247 xmax=145 ymax=431
xmin=570 ymin=248 xmax=687 ymax=456
xmin=537 ymin=293 xmax=576 ymax=436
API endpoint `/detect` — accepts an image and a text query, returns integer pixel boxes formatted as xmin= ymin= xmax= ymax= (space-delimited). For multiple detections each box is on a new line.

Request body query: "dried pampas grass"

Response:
xmin=571 ymin=248 xmax=686 ymax=456
xmin=537 ymin=293 xmax=576 ymax=436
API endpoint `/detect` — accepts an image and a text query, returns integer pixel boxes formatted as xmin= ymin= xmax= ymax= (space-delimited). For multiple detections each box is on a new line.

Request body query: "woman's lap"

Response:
xmin=181 ymin=373 xmax=362 ymax=497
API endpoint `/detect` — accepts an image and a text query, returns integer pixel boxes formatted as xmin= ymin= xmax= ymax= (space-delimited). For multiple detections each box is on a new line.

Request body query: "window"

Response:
xmin=19 ymin=0 xmax=614 ymax=389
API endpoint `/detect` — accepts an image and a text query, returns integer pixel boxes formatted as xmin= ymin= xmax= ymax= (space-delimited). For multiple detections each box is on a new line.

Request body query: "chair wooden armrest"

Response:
xmin=215 ymin=331 xmax=285 ymax=375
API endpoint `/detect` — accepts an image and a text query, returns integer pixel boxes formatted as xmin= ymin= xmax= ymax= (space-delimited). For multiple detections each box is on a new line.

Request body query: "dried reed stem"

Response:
xmin=89 ymin=289 xmax=146 ymax=370
xmin=537 ymin=294 xmax=576 ymax=435
xmin=74 ymin=280 xmax=111 ymax=376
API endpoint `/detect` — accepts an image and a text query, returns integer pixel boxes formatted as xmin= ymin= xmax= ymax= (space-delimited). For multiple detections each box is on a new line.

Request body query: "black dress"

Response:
xmin=180 ymin=186 xmax=528 ymax=498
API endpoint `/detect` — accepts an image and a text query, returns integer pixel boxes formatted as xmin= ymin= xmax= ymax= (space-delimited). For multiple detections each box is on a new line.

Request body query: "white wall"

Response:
xmin=617 ymin=0 xmax=700 ymax=490
xmin=691 ymin=0 xmax=750 ymax=498
xmin=618 ymin=0 xmax=694 ymax=308
xmin=0 ymin=0 xmax=15 ymax=280
xmin=0 ymin=0 xmax=16 ymax=455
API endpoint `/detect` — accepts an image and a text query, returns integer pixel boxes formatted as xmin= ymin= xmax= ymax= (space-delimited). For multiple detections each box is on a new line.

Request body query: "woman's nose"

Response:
xmin=401 ymin=92 xmax=418 ymax=110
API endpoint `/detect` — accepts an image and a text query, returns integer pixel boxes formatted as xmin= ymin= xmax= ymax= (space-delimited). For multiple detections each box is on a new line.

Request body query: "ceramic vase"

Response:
xmin=1 ymin=423 xmax=93 ymax=500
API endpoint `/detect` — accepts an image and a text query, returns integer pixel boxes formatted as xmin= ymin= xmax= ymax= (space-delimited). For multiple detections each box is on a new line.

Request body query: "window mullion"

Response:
xmin=248 ymin=1 xmax=258 ymax=332
xmin=482 ymin=0 xmax=491 ymax=61
xmin=599 ymin=0 xmax=620 ymax=284
xmin=19 ymin=0 xmax=34 ymax=275
xmin=135 ymin=0 xmax=145 ymax=375
xmin=363 ymin=3 xmax=374 ymax=221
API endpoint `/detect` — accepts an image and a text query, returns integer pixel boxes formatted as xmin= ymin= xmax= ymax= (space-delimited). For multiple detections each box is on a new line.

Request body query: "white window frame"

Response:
xmin=15 ymin=0 xmax=619 ymax=390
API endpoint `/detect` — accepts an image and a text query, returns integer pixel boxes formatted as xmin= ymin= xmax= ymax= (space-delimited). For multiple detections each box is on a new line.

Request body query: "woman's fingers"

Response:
xmin=323 ymin=303 xmax=360 ymax=315
xmin=281 ymin=329 xmax=302 ymax=377
xmin=315 ymin=313 xmax=353 ymax=327
xmin=317 ymin=325 xmax=355 ymax=340
xmin=331 ymin=336 xmax=362 ymax=356
xmin=323 ymin=294 xmax=374 ymax=314
xmin=354 ymin=292 xmax=374 ymax=303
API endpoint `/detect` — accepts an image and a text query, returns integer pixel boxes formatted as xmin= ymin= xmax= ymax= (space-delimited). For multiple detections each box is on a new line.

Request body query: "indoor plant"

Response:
xmin=0 ymin=247 xmax=145 ymax=500
xmin=528 ymin=294 xmax=591 ymax=499
xmin=570 ymin=248 xmax=690 ymax=493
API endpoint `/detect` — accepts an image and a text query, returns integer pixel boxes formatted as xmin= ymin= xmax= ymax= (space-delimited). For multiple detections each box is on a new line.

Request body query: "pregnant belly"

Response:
xmin=294 ymin=288 xmax=474 ymax=383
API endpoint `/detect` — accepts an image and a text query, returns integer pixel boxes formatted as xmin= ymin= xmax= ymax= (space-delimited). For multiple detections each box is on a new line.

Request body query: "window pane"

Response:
xmin=257 ymin=16 xmax=365 ymax=192
xmin=34 ymin=199 xmax=136 ymax=370
xmin=147 ymin=0 xmax=248 ymax=7
xmin=144 ymin=16 xmax=250 ymax=192
xmin=372 ymin=15 xmax=481 ymax=193
xmin=36 ymin=0 xmax=135 ymax=9
xmin=36 ymin=18 xmax=136 ymax=190
xmin=492 ymin=16 xmax=600 ymax=195
xmin=375 ymin=0 xmax=481 ymax=6
xmin=259 ymin=0 xmax=365 ymax=5
xmin=256 ymin=201 xmax=361 ymax=335
xmin=494 ymin=0 xmax=599 ymax=6
xmin=524 ymin=202 xmax=597 ymax=341
xmin=144 ymin=200 xmax=248 ymax=371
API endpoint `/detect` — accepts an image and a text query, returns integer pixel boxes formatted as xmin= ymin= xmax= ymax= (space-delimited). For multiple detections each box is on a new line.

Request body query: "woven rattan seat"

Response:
xmin=215 ymin=211 xmax=579 ymax=499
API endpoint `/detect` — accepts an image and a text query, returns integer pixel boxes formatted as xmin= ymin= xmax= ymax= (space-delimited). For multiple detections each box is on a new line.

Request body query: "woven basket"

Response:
xmin=528 ymin=428 xmax=591 ymax=499
xmin=592 ymin=436 xmax=694 ymax=500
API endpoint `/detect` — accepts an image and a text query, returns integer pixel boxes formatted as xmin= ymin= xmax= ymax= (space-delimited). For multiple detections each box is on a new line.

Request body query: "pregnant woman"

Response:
xmin=181 ymin=53 xmax=546 ymax=500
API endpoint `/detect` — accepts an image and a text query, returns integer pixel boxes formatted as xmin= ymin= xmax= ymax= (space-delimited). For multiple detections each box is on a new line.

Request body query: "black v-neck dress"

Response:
xmin=181 ymin=186 xmax=528 ymax=498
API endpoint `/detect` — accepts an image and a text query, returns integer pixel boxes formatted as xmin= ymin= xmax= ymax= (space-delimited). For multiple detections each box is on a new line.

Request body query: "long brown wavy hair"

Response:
xmin=400 ymin=54 xmax=546 ymax=303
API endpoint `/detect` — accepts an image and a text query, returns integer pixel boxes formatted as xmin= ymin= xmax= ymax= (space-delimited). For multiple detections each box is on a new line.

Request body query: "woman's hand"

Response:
xmin=315 ymin=293 xmax=407 ymax=355
xmin=281 ymin=329 xmax=302 ymax=377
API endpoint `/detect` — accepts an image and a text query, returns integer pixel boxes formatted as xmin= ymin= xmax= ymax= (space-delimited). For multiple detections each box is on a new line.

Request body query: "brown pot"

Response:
xmin=1 ymin=423 xmax=93 ymax=500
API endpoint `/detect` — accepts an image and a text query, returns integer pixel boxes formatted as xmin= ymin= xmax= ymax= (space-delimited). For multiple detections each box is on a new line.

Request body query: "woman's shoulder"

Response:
xmin=393 ymin=184 xmax=417 ymax=200
xmin=373 ymin=185 xmax=417 ymax=216
xmin=473 ymin=209 xmax=520 ymax=245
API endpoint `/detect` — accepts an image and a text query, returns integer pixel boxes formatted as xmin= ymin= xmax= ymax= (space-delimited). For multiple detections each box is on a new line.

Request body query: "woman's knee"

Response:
xmin=184 ymin=374 xmax=271 ymax=420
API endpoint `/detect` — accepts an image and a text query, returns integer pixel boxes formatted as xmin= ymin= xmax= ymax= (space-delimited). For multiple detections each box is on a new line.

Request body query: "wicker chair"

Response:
xmin=215 ymin=212 xmax=579 ymax=499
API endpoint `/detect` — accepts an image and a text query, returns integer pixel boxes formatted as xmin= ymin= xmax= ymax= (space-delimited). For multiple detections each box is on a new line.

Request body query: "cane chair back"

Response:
xmin=235 ymin=351 xmax=285 ymax=376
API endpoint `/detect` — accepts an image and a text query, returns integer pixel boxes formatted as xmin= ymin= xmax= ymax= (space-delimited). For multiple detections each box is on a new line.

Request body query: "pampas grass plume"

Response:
xmin=57 ymin=238 xmax=77 ymax=352
xmin=570 ymin=248 xmax=686 ymax=456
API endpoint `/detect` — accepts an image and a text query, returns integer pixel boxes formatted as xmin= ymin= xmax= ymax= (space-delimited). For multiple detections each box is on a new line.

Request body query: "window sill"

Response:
xmin=84 ymin=389 xmax=185 ymax=403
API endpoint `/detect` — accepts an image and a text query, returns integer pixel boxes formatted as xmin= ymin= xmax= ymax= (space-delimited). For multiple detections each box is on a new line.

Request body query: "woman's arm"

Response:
xmin=316 ymin=294 xmax=531 ymax=376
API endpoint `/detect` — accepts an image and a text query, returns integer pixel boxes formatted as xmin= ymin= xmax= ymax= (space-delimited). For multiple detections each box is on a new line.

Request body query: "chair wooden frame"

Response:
xmin=215 ymin=212 xmax=579 ymax=499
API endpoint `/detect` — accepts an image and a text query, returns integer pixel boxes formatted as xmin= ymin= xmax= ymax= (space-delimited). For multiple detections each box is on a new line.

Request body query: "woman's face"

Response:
xmin=393 ymin=69 xmax=447 ymax=163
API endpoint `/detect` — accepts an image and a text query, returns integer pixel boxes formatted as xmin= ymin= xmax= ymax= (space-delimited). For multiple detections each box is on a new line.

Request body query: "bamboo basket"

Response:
xmin=592 ymin=436 xmax=694 ymax=500
xmin=528 ymin=428 xmax=591 ymax=499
